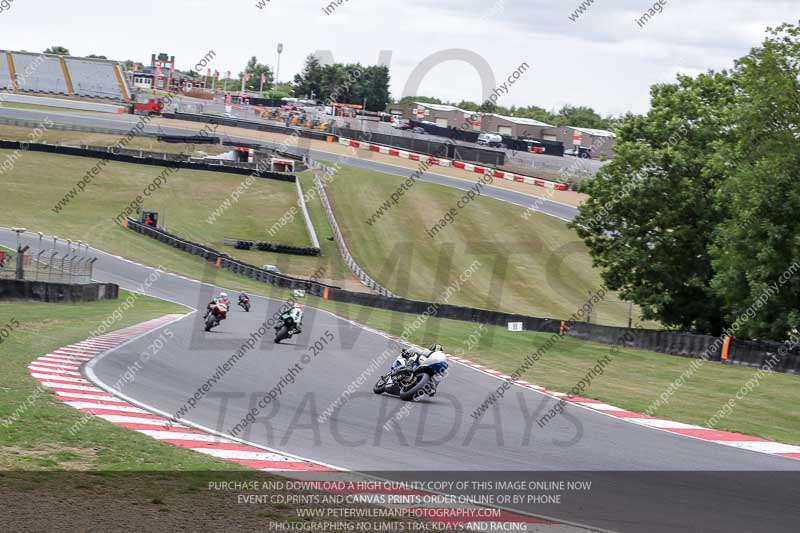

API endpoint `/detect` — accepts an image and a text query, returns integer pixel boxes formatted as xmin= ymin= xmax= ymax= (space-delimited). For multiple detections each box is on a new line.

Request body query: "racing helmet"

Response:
xmin=294 ymin=302 xmax=304 ymax=309
xmin=219 ymin=292 xmax=228 ymax=299
xmin=429 ymin=343 xmax=445 ymax=354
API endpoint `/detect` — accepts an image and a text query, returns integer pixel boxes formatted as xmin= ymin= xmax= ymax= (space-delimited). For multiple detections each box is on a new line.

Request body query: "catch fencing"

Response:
xmin=1 ymin=246 xmax=96 ymax=284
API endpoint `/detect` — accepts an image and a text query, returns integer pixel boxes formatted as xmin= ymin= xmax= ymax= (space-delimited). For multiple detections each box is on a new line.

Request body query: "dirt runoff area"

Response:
xmin=0 ymin=471 xmax=466 ymax=533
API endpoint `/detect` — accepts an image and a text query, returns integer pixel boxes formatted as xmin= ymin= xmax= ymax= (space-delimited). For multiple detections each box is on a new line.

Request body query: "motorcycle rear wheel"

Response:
xmin=399 ymin=373 xmax=431 ymax=401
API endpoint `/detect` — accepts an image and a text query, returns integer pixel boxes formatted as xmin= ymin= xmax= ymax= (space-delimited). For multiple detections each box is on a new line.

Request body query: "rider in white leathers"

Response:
xmin=400 ymin=343 xmax=445 ymax=367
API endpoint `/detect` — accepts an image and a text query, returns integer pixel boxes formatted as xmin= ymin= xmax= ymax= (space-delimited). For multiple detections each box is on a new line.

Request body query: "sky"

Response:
xmin=0 ymin=0 xmax=795 ymax=116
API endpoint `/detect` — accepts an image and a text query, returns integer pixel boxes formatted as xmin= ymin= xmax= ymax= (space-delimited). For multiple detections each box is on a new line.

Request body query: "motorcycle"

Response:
xmin=373 ymin=350 xmax=449 ymax=401
xmin=238 ymin=295 xmax=250 ymax=312
xmin=204 ymin=302 xmax=228 ymax=331
xmin=274 ymin=314 xmax=299 ymax=343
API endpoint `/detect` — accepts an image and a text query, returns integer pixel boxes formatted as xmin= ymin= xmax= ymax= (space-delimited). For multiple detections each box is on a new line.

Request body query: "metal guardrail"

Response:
xmin=309 ymin=159 xmax=396 ymax=298
xmin=296 ymin=178 xmax=321 ymax=250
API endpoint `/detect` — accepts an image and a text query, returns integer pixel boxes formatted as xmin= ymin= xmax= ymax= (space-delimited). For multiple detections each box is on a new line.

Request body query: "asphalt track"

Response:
xmin=0 ymin=107 xmax=579 ymax=222
xmin=2 ymin=228 xmax=799 ymax=533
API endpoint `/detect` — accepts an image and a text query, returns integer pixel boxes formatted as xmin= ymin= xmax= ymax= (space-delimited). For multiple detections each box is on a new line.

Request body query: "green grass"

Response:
xmin=0 ymin=102 xmax=95 ymax=113
xmin=0 ymin=123 xmax=231 ymax=156
xmin=307 ymin=297 xmax=800 ymax=445
xmin=0 ymin=295 xmax=458 ymax=531
xmin=0 ymin=292 xmax=251 ymax=470
xmin=3 ymin=150 xmax=797 ymax=447
xmin=0 ymin=149 xmax=349 ymax=280
xmin=324 ymin=162 xmax=645 ymax=327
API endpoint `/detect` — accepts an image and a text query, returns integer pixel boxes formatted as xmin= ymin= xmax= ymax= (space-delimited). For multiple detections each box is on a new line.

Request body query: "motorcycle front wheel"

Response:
xmin=373 ymin=375 xmax=388 ymax=394
xmin=399 ymin=373 xmax=431 ymax=401
xmin=275 ymin=325 xmax=290 ymax=343
xmin=204 ymin=314 xmax=215 ymax=332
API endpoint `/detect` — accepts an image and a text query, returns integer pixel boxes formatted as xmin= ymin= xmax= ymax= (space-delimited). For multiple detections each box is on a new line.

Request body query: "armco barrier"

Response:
xmin=0 ymin=140 xmax=295 ymax=182
xmin=0 ymin=279 xmax=118 ymax=303
xmin=124 ymin=217 xmax=800 ymax=374
xmin=222 ymin=238 xmax=320 ymax=257
xmin=296 ymin=178 xmax=321 ymax=250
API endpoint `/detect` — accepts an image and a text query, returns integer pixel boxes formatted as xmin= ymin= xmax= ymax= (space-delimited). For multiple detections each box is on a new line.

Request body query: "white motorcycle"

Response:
xmin=373 ymin=350 xmax=449 ymax=401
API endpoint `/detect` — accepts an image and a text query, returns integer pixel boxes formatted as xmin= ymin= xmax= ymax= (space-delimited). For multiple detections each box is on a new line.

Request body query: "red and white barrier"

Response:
xmin=339 ymin=138 xmax=566 ymax=191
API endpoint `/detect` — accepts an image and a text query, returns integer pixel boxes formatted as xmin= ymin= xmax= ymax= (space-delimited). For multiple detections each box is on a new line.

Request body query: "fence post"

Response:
xmin=48 ymin=252 xmax=58 ymax=283
xmin=15 ymin=249 xmax=25 ymax=280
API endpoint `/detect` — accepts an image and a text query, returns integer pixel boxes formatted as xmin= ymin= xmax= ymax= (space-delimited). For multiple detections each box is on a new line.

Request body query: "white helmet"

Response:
xmin=219 ymin=292 xmax=228 ymax=298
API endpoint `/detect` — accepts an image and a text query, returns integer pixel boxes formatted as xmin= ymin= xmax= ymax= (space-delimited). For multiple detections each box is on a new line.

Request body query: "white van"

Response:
xmin=477 ymin=133 xmax=503 ymax=147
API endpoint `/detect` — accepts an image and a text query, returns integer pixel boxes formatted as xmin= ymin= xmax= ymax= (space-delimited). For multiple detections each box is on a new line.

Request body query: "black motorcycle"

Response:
xmin=238 ymin=294 xmax=250 ymax=312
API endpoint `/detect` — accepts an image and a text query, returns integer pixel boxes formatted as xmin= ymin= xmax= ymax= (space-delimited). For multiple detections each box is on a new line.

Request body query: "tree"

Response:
xmin=293 ymin=55 xmax=324 ymax=100
xmin=361 ymin=65 xmax=391 ymax=111
xmin=397 ymin=95 xmax=443 ymax=105
xmin=554 ymin=105 xmax=613 ymax=129
xmin=456 ymin=100 xmax=481 ymax=111
xmin=293 ymin=56 xmax=391 ymax=110
xmin=709 ymin=23 xmax=800 ymax=339
xmin=239 ymin=56 xmax=273 ymax=92
xmin=44 ymin=46 xmax=70 ymax=56
xmin=571 ymin=71 xmax=736 ymax=334
xmin=572 ymin=20 xmax=800 ymax=340
xmin=508 ymin=105 xmax=557 ymax=124
xmin=87 ymin=54 xmax=107 ymax=59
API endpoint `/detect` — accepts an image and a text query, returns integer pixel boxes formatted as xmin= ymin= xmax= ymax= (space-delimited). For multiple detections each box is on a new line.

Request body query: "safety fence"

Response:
xmin=123 ymin=216 xmax=800 ymax=374
xmin=310 ymin=163 xmax=396 ymax=298
xmin=1 ymin=246 xmax=96 ymax=284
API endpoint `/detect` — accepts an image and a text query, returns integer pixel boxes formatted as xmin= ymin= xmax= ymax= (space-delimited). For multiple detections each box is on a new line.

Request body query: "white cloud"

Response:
xmin=0 ymin=0 xmax=794 ymax=115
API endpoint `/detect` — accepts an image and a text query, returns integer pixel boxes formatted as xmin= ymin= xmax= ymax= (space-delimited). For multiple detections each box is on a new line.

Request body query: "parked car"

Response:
xmin=412 ymin=126 xmax=427 ymax=135
xmin=262 ymin=264 xmax=281 ymax=273
xmin=477 ymin=133 xmax=503 ymax=147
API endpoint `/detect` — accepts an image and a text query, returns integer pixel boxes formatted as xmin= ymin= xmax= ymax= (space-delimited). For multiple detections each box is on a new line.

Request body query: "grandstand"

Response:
xmin=0 ymin=50 xmax=131 ymax=101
